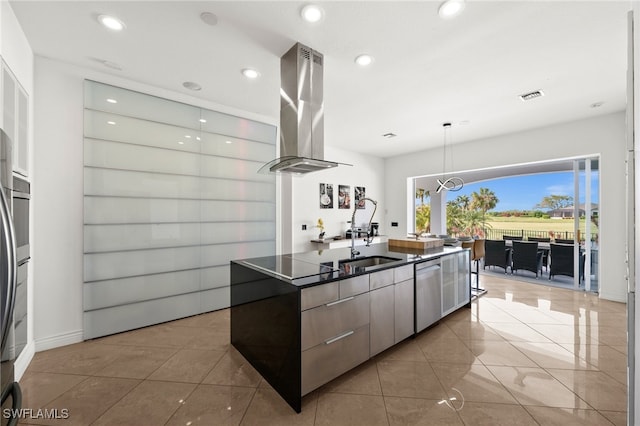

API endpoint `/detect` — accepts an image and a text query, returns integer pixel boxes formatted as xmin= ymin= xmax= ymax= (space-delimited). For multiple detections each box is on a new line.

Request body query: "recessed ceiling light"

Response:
xmin=185 ymin=135 xmax=191 ymax=139
xmin=200 ymin=12 xmax=218 ymax=26
xmin=355 ymin=54 xmax=373 ymax=67
xmin=519 ymin=90 xmax=544 ymax=101
xmin=98 ymin=14 xmax=126 ymax=31
xmin=182 ymin=81 xmax=202 ymax=91
xmin=301 ymin=4 xmax=323 ymax=23
xmin=106 ymin=98 xmax=117 ymax=104
xmin=199 ymin=118 xmax=207 ymax=123
xmin=590 ymin=101 xmax=604 ymax=108
xmin=438 ymin=0 xmax=466 ymax=19
xmin=225 ymin=140 xmax=233 ymax=144
xmin=107 ymin=121 xmax=116 ymax=125
xmin=196 ymin=136 xmax=201 ymax=141
xmin=178 ymin=141 xmax=185 ymax=145
xmin=241 ymin=68 xmax=260 ymax=79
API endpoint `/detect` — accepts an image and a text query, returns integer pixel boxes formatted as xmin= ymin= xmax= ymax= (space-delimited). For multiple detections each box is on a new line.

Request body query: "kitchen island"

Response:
xmin=230 ymin=243 xmax=470 ymax=413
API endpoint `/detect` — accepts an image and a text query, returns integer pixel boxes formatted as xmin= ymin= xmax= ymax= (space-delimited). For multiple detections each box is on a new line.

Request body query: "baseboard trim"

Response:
xmin=35 ymin=329 xmax=84 ymax=352
xmin=14 ymin=341 xmax=35 ymax=381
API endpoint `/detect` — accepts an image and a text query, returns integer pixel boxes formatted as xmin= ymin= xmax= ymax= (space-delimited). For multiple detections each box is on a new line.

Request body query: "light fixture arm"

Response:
xmin=435 ymin=122 xmax=464 ymax=193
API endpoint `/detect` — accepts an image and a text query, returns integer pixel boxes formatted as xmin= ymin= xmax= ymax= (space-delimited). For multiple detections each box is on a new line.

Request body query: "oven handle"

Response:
xmin=0 ymin=186 xmax=17 ymax=353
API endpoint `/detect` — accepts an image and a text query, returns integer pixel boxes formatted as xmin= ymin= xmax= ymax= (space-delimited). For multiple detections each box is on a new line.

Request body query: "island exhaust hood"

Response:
xmin=260 ymin=43 xmax=347 ymax=174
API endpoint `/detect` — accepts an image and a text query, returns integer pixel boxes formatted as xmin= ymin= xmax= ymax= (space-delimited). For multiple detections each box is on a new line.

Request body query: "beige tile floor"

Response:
xmin=18 ymin=274 xmax=628 ymax=425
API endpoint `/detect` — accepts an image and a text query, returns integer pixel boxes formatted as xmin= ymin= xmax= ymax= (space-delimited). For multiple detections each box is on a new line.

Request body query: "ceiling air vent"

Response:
xmin=519 ymin=90 xmax=544 ymax=101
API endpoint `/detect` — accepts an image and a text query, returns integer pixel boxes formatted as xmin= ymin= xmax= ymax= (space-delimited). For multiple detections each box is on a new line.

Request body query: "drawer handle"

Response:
xmin=325 ymin=330 xmax=354 ymax=345
xmin=325 ymin=296 xmax=354 ymax=307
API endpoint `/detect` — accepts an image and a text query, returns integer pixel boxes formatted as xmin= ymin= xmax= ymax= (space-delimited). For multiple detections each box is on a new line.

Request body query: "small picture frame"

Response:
xmin=338 ymin=185 xmax=351 ymax=209
xmin=355 ymin=186 xmax=366 ymax=209
xmin=320 ymin=183 xmax=333 ymax=209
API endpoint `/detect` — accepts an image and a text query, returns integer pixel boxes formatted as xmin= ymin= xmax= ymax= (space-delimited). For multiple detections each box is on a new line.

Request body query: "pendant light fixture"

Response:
xmin=436 ymin=122 xmax=464 ymax=193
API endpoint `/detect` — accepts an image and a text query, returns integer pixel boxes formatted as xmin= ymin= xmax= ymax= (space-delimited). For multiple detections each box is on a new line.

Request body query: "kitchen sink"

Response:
xmin=341 ymin=256 xmax=402 ymax=269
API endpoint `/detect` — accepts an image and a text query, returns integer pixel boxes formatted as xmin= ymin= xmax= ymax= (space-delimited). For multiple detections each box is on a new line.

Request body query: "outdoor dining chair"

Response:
xmin=528 ymin=237 xmax=551 ymax=270
xmin=484 ymin=240 xmax=511 ymax=273
xmin=549 ymin=243 xmax=585 ymax=281
xmin=511 ymin=241 xmax=544 ymax=278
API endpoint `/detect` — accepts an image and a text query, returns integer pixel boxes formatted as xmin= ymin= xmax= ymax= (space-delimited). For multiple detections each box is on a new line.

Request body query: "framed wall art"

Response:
xmin=338 ymin=185 xmax=351 ymax=209
xmin=355 ymin=186 xmax=366 ymax=209
xmin=320 ymin=183 xmax=333 ymax=209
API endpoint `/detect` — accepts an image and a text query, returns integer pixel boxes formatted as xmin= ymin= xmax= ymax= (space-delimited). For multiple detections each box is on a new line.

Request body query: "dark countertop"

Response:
xmin=233 ymin=242 xmax=466 ymax=288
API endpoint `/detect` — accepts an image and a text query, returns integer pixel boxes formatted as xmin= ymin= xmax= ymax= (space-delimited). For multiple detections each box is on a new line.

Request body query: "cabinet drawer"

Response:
xmin=301 ymin=292 xmax=369 ymax=350
xmin=302 ymin=325 xmax=369 ymax=395
xmin=340 ymin=274 xmax=369 ymax=298
xmin=301 ymin=282 xmax=339 ymax=311
xmin=394 ymin=264 xmax=414 ymax=283
xmin=369 ymin=269 xmax=394 ymax=290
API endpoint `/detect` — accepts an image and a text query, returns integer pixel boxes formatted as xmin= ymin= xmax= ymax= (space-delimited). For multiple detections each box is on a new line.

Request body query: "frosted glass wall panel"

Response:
xmin=200 ymin=266 xmax=232 ymax=290
xmin=200 ymin=178 xmax=275 ymax=201
xmin=85 ymin=197 xmax=202 ymax=224
xmin=84 ymin=246 xmax=202 ymax=282
xmin=200 ymin=241 xmax=275 ymax=268
xmin=85 ymin=138 xmax=201 ymax=176
xmin=83 ymin=80 xmax=276 ymax=339
xmin=84 ymin=270 xmax=202 ymax=310
xmin=84 ymin=111 xmax=202 ymax=153
xmin=199 ymin=108 xmax=276 ymax=144
xmin=84 ymin=81 xmax=201 ymax=129
xmin=84 ymin=223 xmax=202 ymax=252
xmin=84 ymin=168 xmax=202 ymax=198
xmin=200 ymin=287 xmax=231 ymax=314
xmin=200 ymin=200 xmax=275 ymax=222
xmin=200 ymin=132 xmax=275 ymax=162
xmin=200 ymin=155 xmax=272 ymax=181
xmin=84 ymin=292 xmax=203 ymax=339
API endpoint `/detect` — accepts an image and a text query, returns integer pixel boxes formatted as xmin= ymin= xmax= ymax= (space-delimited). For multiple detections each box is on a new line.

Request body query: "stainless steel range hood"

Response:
xmin=260 ymin=43 xmax=345 ymax=174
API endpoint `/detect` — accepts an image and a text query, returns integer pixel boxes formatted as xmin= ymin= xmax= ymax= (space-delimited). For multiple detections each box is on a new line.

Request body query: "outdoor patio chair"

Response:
xmin=502 ymin=235 xmax=523 ymax=241
xmin=549 ymin=243 xmax=585 ymax=281
xmin=511 ymin=241 xmax=544 ymax=278
xmin=528 ymin=237 xmax=551 ymax=270
xmin=555 ymin=238 xmax=574 ymax=244
xmin=483 ymin=240 xmax=511 ymax=273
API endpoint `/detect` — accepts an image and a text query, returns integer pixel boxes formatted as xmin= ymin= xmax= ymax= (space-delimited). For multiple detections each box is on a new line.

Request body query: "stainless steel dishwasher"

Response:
xmin=415 ymin=259 xmax=442 ymax=332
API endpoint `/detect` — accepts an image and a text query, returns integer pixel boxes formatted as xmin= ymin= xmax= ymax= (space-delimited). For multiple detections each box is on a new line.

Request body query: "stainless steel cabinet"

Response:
xmin=416 ymin=259 xmax=442 ymax=332
xmin=442 ymin=251 xmax=470 ymax=316
xmin=301 ymin=282 xmax=370 ymax=395
xmin=369 ymin=284 xmax=394 ymax=356
xmin=1 ymin=59 xmax=28 ymax=176
xmin=394 ymin=278 xmax=414 ymax=342
xmin=370 ymin=264 xmax=415 ymax=356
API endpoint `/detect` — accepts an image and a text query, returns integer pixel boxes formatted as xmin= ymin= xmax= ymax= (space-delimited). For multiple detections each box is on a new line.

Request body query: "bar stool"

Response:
xmin=472 ymin=239 xmax=487 ymax=297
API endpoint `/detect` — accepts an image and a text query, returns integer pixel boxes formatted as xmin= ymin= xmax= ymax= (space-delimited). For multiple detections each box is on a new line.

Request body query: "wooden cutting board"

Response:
xmin=388 ymin=237 xmax=444 ymax=250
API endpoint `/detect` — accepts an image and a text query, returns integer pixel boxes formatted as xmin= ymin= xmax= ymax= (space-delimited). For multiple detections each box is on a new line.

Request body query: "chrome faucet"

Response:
xmin=351 ymin=197 xmax=378 ymax=258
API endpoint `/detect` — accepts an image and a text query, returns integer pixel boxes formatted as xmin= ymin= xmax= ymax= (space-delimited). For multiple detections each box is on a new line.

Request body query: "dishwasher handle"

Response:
xmin=416 ymin=260 xmax=441 ymax=273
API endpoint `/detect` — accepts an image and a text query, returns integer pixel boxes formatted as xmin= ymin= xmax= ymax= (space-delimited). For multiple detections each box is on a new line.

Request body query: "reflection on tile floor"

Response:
xmin=18 ymin=275 xmax=628 ymax=425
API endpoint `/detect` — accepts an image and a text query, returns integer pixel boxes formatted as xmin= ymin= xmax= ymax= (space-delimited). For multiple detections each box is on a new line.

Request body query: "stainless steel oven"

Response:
xmin=12 ymin=177 xmax=29 ymax=265
xmin=11 ymin=177 xmax=28 ymax=361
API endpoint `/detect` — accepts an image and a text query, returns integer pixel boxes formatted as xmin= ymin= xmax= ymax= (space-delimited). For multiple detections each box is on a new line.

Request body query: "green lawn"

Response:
xmin=484 ymin=216 xmax=598 ymax=239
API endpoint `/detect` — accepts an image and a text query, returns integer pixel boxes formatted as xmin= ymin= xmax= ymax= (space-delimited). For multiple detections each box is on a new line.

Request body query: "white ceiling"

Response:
xmin=9 ymin=0 xmax=630 ymax=158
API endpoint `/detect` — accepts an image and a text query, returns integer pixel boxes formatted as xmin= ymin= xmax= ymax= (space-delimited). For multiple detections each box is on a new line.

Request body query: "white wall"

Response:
xmin=385 ymin=112 xmax=627 ymax=302
xmin=290 ymin=146 xmax=385 ymax=254
xmin=1 ymin=0 xmax=34 ymax=379
xmin=32 ymin=56 xmax=277 ymax=350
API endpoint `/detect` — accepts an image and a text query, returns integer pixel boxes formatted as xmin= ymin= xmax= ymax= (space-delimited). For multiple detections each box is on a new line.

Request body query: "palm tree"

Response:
xmin=455 ymin=194 xmax=471 ymax=211
xmin=415 ymin=188 xmax=428 ymax=206
xmin=471 ymin=187 xmax=499 ymax=232
xmin=416 ymin=204 xmax=431 ymax=234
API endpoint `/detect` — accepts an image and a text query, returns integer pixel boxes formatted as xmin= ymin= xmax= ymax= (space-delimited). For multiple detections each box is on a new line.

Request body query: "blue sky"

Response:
xmin=440 ymin=171 xmax=600 ymax=211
